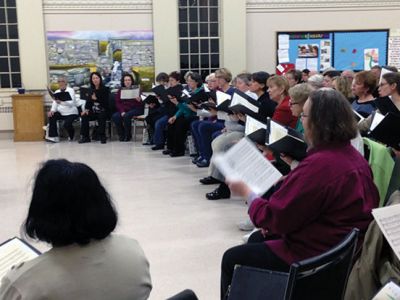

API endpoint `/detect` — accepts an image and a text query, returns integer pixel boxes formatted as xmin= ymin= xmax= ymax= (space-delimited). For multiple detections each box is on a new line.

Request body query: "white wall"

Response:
xmin=247 ymin=5 xmax=400 ymax=73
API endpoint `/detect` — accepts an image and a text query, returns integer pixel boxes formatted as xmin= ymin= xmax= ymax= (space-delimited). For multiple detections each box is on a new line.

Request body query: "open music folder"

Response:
xmin=213 ymin=137 xmax=282 ymax=196
xmin=0 ymin=237 xmax=40 ymax=279
xmin=368 ymin=111 xmax=400 ymax=150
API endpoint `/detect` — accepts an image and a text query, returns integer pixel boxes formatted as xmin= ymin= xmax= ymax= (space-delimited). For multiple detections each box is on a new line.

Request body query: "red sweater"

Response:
xmin=272 ymin=96 xmax=298 ymax=128
xmin=249 ymin=142 xmax=379 ymax=264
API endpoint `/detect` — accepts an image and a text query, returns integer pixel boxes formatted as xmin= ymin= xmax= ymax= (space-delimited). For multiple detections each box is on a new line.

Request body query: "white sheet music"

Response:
xmin=0 ymin=238 xmax=39 ymax=279
xmin=216 ymin=90 xmax=231 ymax=106
xmin=230 ymin=93 xmax=259 ymax=113
xmin=213 ymin=137 xmax=282 ymax=195
xmin=372 ymin=204 xmax=400 ymax=261
xmin=245 ymin=116 xmax=267 ymax=136
xmin=269 ymin=120 xmax=288 ymax=143
xmin=370 ymin=111 xmax=385 ymax=131
xmin=372 ymin=281 xmax=400 ymax=300
xmin=121 ymin=88 xmax=140 ymax=99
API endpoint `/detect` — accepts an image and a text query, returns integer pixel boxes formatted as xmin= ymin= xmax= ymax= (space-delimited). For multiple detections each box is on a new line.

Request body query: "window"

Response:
xmin=178 ymin=0 xmax=220 ymax=80
xmin=0 ymin=0 xmax=20 ymax=88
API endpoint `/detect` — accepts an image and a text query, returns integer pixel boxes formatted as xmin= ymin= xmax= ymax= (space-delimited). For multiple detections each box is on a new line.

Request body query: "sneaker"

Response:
xmin=192 ymin=156 xmax=202 ymax=164
xmin=196 ymin=159 xmax=210 ymax=168
xmin=242 ymin=228 xmax=259 ymax=243
xmin=45 ymin=136 xmax=59 ymax=143
xmin=237 ymin=219 xmax=255 ymax=231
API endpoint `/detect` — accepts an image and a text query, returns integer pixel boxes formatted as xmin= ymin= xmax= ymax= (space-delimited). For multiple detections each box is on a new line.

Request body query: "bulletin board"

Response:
xmin=277 ymin=30 xmax=389 ymax=72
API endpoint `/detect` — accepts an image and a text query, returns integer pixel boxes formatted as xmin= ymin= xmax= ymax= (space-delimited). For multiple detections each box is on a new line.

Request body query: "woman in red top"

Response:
xmin=267 ymin=75 xmax=298 ymax=128
xmin=112 ymin=73 xmax=144 ymax=142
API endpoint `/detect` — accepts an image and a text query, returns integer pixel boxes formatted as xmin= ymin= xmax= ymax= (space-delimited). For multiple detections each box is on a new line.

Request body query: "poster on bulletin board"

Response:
xmin=277 ymin=30 xmax=389 ymax=72
xmin=277 ymin=32 xmax=333 ymax=73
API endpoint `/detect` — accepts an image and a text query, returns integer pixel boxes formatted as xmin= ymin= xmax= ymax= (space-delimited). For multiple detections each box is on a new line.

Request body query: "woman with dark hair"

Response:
xmin=249 ymin=71 xmax=276 ymax=119
xmin=164 ymin=72 xmax=204 ymax=157
xmin=79 ymin=72 xmax=110 ymax=144
xmin=220 ymin=89 xmax=379 ymax=299
xmin=0 ymin=159 xmax=152 ymax=299
xmin=112 ymin=73 xmax=144 ymax=142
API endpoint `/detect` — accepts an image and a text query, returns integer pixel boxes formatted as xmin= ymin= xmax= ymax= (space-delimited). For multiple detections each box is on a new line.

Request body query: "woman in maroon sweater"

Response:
xmin=112 ymin=73 xmax=144 ymax=141
xmin=220 ymin=88 xmax=379 ymax=299
xmin=267 ymin=75 xmax=298 ymax=128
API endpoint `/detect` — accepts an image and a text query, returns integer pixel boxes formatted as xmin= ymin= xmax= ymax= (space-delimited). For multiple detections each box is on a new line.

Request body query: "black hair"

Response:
xmin=156 ymin=72 xmax=169 ymax=83
xmin=188 ymin=72 xmax=203 ymax=88
xmin=302 ymin=69 xmax=310 ymax=75
xmin=90 ymin=72 xmax=104 ymax=89
xmin=251 ymin=71 xmax=270 ymax=92
xmin=169 ymin=71 xmax=181 ymax=82
xmin=25 ymin=159 xmax=118 ymax=247
xmin=323 ymin=70 xmax=341 ymax=79
xmin=383 ymin=72 xmax=400 ymax=94
xmin=120 ymin=72 xmax=135 ymax=88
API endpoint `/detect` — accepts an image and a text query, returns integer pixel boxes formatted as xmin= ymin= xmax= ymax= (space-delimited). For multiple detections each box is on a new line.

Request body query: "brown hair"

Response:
xmin=354 ymin=71 xmax=377 ymax=95
xmin=308 ymin=88 xmax=357 ymax=146
xmin=215 ymin=68 xmax=232 ymax=83
xmin=383 ymin=72 xmax=400 ymax=94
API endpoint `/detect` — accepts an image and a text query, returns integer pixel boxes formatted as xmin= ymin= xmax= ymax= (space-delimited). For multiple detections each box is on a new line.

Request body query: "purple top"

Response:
xmin=248 ymin=142 xmax=379 ymax=264
xmin=115 ymin=90 xmax=143 ymax=113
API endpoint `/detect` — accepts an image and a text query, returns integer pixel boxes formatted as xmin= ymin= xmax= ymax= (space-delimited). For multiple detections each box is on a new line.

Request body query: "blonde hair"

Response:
xmin=267 ymin=75 xmax=290 ymax=96
xmin=215 ymin=68 xmax=232 ymax=83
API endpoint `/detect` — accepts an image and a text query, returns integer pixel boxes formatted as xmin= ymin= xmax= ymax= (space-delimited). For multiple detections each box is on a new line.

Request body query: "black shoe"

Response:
xmin=200 ymin=176 xmax=221 ymax=185
xmin=124 ymin=136 xmax=132 ymax=142
xmin=170 ymin=151 xmax=185 ymax=157
xmin=152 ymin=145 xmax=164 ymax=151
xmin=78 ymin=137 xmax=91 ymax=144
xmin=192 ymin=156 xmax=201 ymax=164
xmin=119 ymin=136 xmax=125 ymax=142
xmin=162 ymin=149 xmax=172 ymax=155
xmin=206 ymin=185 xmax=230 ymax=200
xmin=100 ymin=137 xmax=107 ymax=144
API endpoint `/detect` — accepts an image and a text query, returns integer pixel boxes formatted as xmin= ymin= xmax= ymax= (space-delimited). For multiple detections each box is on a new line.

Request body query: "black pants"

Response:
xmin=145 ymin=111 xmax=165 ymax=143
xmin=80 ymin=111 xmax=108 ymax=139
xmin=220 ymin=230 xmax=289 ymax=299
xmin=48 ymin=112 xmax=78 ymax=139
xmin=167 ymin=116 xmax=198 ymax=154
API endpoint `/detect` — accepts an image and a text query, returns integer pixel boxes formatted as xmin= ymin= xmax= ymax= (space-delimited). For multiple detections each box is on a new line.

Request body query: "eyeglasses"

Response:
xmin=289 ymin=101 xmax=300 ymax=106
xmin=300 ymin=112 xmax=309 ymax=119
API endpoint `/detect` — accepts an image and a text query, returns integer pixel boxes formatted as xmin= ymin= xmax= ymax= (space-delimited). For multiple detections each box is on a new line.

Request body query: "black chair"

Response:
xmin=228 ymin=228 xmax=359 ymax=300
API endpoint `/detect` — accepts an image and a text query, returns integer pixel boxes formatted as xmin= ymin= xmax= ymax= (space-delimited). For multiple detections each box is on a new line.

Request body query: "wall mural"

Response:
xmin=47 ymin=30 xmax=155 ymax=91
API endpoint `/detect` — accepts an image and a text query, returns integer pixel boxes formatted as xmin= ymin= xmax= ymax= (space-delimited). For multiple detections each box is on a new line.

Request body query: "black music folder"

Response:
xmin=266 ymin=120 xmax=307 ymax=161
xmin=229 ymin=90 xmax=261 ymax=120
xmin=368 ymin=111 xmax=400 ymax=150
xmin=48 ymin=87 xmax=72 ymax=101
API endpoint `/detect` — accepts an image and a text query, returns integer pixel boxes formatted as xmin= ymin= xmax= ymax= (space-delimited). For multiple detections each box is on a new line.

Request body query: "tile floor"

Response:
xmin=0 ymin=138 xmax=248 ymax=299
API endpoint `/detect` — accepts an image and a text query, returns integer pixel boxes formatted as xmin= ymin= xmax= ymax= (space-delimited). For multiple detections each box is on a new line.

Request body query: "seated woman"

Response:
xmin=249 ymin=71 xmax=276 ymax=119
xmin=220 ymin=88 xmax=379 ymax=299
xmin=164 ymin=72 xmax=204 ymax=157
xmin=112 ymin=73 xmax=144 ymax=142
xmin=351 ymin=71 xmax=377 ymax=117
xmin=267 ymin=75 xmax=298 ymax=128
xmin=332 ymin=75 xmax=354 ymax=102
xmin=0 ymin=159 xmax=152 ymax=299
xmin=45 ymin=76 xmax=79 ymax=143
xmin=79 ymin=72 xmax=110 ymax=144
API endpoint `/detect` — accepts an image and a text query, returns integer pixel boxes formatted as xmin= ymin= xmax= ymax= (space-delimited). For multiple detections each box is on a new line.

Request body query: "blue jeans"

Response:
xmin=197 ymin=120 xmax=224 ymax=161
xmin=153 ymin=115 xmax=169 ymax=146
xmin=112 ymin=107 xmax=144 ymax=139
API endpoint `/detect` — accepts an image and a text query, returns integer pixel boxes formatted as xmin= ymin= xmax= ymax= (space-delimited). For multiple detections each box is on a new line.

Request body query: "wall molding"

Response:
xmin=43 ymin=0 xmax=152 ymax=13
xmin=246 ymin=0 xmax=400 ymax=12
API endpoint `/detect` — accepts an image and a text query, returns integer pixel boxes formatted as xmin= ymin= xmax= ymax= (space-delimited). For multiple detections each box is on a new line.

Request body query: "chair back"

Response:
xmin=284 ymin=228 xmax=359 ymax=300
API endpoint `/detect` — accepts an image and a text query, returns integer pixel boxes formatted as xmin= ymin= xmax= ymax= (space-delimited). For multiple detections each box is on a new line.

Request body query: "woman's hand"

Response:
xmin=226 ymin=180 xmax=252 ymax=199
xmin=168 ymin=116 xmax=177 ymax=124
xmin=81 ymin=110 xmax=89 ymax=116
xmin=47 ymin=111 xmax=54 ymax=117
xmin=91 ymin=93 xmax=97 ymax=101
xmin=280 ymin=153 xmax=293 ymax=166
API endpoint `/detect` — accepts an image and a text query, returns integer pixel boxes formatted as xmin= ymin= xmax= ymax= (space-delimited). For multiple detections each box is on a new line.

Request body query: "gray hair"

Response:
xmin=288 ymin=83 xmax=311 ymax=104
xmin=307 ymin=74 xmax=324 ymax=90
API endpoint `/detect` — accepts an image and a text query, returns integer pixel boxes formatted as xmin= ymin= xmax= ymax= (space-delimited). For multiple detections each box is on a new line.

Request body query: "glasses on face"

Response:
xmin=289 ymin=100 xmax=300 ymax=106
xmin=300 ymin=112 xmax=309 ymax=119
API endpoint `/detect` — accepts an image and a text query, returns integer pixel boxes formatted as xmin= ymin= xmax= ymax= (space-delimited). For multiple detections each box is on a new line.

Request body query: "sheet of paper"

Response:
xmin=278 ymin=34 xmax=289 ymax=49
xmin=372 ymin=204 xmax=400 ymax=261
xmin=216 ymin=90 xmax=232 ymax=106
xmin=370 ymin=111 xmax=385 ymax=131
xmin=276 ymin=64 xmax=285 ymax=73
xmin=372 ymin=281 xmax=400 ymax=300
xmin=0 ymin=238 xmax=39 ymax=279
xmin=121 ymin=88 xmax=139 ymax=99
xmin=230 ymin=93 xmax=259 ymax=113
xmin=307 ymin=58 xmax=319 ymax=71
xmin=213 ymin=138 xmax=282 ymax=195
xmin=295 ymin=58 xmax=307 ymax=71
xmin=245 ymin=116 xmax=267 ymax=135
xmin=269 ymin=120 xmax=288 ymax=143
xmin=278 ymin=49 xmax=290 ymax=63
